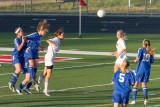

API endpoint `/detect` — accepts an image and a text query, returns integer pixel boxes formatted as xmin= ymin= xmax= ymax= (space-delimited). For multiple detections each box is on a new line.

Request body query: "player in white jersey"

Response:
xmin=110 ymin=30 xmax=127 ymax=73
xmin=35 ymin=28 xmax=64 ymax=96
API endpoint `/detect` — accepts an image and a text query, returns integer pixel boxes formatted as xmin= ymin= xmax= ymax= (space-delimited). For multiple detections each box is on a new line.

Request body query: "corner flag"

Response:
xmin=80 ymin=0 xmax=88 ymax=6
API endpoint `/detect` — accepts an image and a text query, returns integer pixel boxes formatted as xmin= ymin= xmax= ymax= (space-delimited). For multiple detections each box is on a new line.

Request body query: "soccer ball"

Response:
xmin=97 ymin=9 xmax=106 ymax=18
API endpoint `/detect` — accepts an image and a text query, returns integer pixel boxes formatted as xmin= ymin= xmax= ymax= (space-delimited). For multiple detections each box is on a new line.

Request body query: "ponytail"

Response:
xmin=37 ymin=19 xmax=50 ymax=32
xmin=143 ymin=39 xmax=155 ymax=56
xmin=120 ymin=59 xmax=130 ymax=73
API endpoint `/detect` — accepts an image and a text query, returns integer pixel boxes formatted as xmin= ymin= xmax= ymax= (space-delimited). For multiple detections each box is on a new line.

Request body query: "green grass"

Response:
xmin=0 ymin=32 xmax=160 ymax=107
xmin=0 ymin=0 xmax=160 ymax=13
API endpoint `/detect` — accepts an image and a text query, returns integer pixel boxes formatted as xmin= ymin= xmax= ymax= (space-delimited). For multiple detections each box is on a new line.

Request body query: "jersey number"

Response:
xmin=119 ymin=73 xmax=125 ymax=82
xmin=142 ymin=53 xmax=150 ymax=62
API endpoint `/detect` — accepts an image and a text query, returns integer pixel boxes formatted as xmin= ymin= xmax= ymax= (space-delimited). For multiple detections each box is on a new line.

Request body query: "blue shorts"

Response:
xmin=25 ymin=47 xmax=39 ymax=59
xmin=135 ymin=73 xmax=150 ymax=83
xmin=112 ymin=90 xmax=130 ymax=104
xmin=21 ymin=56 xmax=29 ymax=74
xmin=12 ymin=55 xmax=24 ymax=65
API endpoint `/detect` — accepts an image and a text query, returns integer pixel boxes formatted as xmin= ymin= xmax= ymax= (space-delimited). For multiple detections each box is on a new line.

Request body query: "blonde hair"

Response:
xmin=37 ymin=19 xmax=50 ymax=32
xmin=117 ymin=30 xmax=127 ymax=40
xmin=143 ymin=39 xmax=155 ymax=56
xmin=50 ymin=28 xmax=63 ymax=39
xmin=15 ymin=27 xmax=22 ymax=34
xmin=120 ymin=59 xmax=130 ymax=73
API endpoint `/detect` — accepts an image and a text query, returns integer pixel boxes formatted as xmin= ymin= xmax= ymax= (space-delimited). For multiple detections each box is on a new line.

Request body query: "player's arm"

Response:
xmin=116 ymin=48 xmax=126 ymax=58
xmin=112 ymin=81 xmax=114 ymax=84
xmin=110 ymin=51 xmax=117 ymax=56
xmin=134 ymin=48 xmax=142 ymax=63
xmin=134 ymin=58 xmax=139 ymax=63
xmin=46 ymin=40 xmax=57 ymax=47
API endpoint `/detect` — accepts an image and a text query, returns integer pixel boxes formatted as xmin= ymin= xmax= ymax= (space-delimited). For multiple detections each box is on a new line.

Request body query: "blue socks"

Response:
xmin=18 ymin=82 xmax=25 ymax=90
xmin=10 ymin=72 xmax=18 ymax=83
xmin=28 ymin=65 xmax=34 ymax=79
xmin=33 ymin=67 xmax=37 ymax=78
xmin=132 ymin=87 xmax=138 ymax=101
xmin=28 ymin=66 xmax=37 ymax=80
xmin=25 ymin=81 xmax=32 ymax=89
xmin=143 ymin=87 xmax=148 ymax=96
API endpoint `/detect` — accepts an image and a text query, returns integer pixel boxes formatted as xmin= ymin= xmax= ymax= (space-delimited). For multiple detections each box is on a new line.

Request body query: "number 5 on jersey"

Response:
xmin=119 ymin=73 xmax=125 ymax=82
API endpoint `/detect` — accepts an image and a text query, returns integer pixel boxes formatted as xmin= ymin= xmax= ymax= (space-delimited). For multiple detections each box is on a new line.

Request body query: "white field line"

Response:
xmin=147 ymin=105 xmax=160 ymax=107
xmin=1 ymin=47 xmax=160 ymax=58
xmin=0 ymin=83 xmax=113 ymax=98
xmin=0 ymin=73 xmax=13 ymax=76
xmin=48 ymin=83 xmax=112 ymax=92
xmin=0 ymin=77 xmax=160 ymax=98
xmin=0 ymin=62 xmax=114 ymax=75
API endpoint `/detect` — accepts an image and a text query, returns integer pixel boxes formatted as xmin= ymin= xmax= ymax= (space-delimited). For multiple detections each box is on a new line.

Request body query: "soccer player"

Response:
xmin=130 ymin=39 xmax=154 ymax=105
xmin=16 ymin=20 xmax=49 ymax=94
xmin=16 ymin=57 xmax=31 ymax=95
xmin=25 ymin=19 xmax=49 ymax=82
xmin=9 ymin=27 xmax=27 ymax=92
xmin=110 ymin=30 xmax=127 ymax=73
xmin=112 ymin=59 xmax=135 ymax=107
xmin=35 ymin=28 xmax=64 ymax=96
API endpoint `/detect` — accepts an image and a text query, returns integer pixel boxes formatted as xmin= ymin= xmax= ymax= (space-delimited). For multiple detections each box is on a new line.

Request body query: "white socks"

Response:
xmin=37 ymin=75 xmax=44 ymax=86
xmin=44 ymin=81 xmax=49 ymax=91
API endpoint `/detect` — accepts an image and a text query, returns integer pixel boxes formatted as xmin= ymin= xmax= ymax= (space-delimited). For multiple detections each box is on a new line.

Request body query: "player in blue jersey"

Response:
xmin=130 ymin=39 xmax=154 ymax=105
xmin=8 ymin=27 xmax=27 ymax=92
xmin=16 ymin=20 xmax=50 ymax=94
xmin=112 ymin=59 xmax=135 ymax=107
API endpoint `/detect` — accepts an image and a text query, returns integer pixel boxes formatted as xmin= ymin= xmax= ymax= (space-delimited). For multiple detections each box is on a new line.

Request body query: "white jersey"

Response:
xmin=45 ymin=37 xmax=60 ymax=66
xmin=115 ymin=38 xmax=127 ymax=65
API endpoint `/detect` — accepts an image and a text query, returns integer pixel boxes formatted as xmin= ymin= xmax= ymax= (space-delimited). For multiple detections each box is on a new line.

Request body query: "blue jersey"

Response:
xmin=26 ymin=32 xmax=42 ymax=49
xmin=135 ymin=47 xmax=154 ymax=75
xmin=12 ymin=36 xmax=27 ymax=56
xmin=112 ymin=70 xmax=135 ymax=94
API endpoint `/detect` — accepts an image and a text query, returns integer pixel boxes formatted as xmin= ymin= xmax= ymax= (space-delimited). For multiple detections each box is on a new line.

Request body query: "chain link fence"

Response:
xmin=0 ymin=0 xmax=160 ymax=15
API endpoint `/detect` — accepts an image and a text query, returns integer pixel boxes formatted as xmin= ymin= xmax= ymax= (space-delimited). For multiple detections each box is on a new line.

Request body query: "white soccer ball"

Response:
xmin=97 ymin=9 xmax=106 ymax=18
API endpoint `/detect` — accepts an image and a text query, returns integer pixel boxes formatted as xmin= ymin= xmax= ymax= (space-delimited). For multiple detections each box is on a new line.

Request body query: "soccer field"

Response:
xmin=0 ymin=32 xmax=160 ymax=107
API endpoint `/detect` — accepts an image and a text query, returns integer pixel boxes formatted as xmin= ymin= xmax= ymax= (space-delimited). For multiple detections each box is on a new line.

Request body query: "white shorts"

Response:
xmin=115 ymin=57 xmax=127 ymax=65
xmin=44 ymin=54 xmax=54 ymax=66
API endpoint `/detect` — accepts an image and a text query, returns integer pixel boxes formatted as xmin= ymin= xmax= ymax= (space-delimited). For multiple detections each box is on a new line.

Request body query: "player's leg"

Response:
xmin=22 ymin=73 xmax=32 ymax=94
xmin=34 ymin=58 xmax=39 ymax=80
xmin=35 ymin=66 xmax=47 ymax=93
xmin=142 ymin=82 xmax=148 ymax=105
xmin=130 ymin=81 xmax=139 ymax=104
xmin=37 ymin=66 xmax=47 ymax=86
xmin=16 ymin=73 xmax=30 ymax=95
xmin=114 ymin=103 xmax=119 ymax=107
xmin=9 ymin=63 xmax=22 ymax=92
xmin=114 ymin=58 xmax=123 ymax=73
xmin=122 ymin=92 xmax=129 ymax=107
xmin=28 ymin=59 xmax=36 ymax=83
xmin=43 ymin=66 xmax=53 ymax=96
xmin=122 ymin=104 xmax=127 ymax=107
xmin=114 ymin=63 xmax=120 ymax=73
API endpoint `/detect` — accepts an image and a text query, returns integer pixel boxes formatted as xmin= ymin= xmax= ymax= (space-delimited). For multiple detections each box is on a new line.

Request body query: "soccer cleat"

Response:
xmin=144 ymin=99 xmax=148 ymax=105
xmin=43 ymin=90 xmax=50 ymax=96
xmin=24 ymin=88 xmax=32 ymax=94
xmin=30 ymin=79 xmax=37 ymax=84
xmin=8 ymin=82 xmax=16 ymax=92
xmin=16 ymin=89 xmax=23 ymax=95
xmin=129 ymin=100 xmax=136 ymax=104
xmin=34 ymin=84 xmax=40 ymax=93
